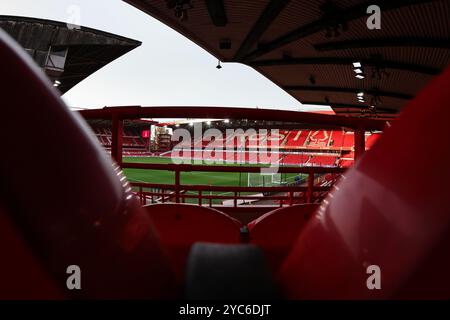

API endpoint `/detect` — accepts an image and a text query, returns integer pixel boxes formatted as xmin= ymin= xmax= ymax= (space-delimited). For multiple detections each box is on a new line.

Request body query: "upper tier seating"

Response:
xmin=284 ymin=130 xmax=309 ymax=148
xmin=342 ymin=132 xmax=355 ymax=148
xmin=93 ymin=127 xmax=145 ymax=148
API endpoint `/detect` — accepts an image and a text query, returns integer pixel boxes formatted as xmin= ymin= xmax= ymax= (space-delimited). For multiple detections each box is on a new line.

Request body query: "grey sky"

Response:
xmin=0 ymin=0 xmax=330 ymax=112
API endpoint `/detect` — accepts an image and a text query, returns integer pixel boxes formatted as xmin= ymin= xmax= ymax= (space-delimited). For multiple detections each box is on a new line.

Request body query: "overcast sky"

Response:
xmin=0 ymin=0 xmax=330 ymax=112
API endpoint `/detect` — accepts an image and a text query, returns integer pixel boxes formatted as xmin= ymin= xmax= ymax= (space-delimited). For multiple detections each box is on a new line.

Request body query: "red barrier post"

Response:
xmin=175 ymin=169 xmax=180 ymax=203
xmin=354 ymin=127 xmax=366 ymax=161
xmin=111 ymin=114 xmax=123 ymax=165
xmin=307 ymin=171 xmax=314 ymax=203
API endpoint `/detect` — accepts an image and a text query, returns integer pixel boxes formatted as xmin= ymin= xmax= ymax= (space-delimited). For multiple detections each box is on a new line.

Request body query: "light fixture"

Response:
xmin=175 ymin=124 xmax=180 ymax=127
xmin=166 ymin=0 xmax=193 ymax=22
xmin=53 ymin=80 xmax=61 ymax=87
xmin=352 ymin=62 xmax=365 ymax=79
xmin=189 ymin=122 xmax=194 ymax=126
xmin=224 ymin=119 xmax=230 ymax=123
xmin=206 ymin=121 xmax=211 ymax=125
xmin=357 ymin=92 xmax=364 ymax=97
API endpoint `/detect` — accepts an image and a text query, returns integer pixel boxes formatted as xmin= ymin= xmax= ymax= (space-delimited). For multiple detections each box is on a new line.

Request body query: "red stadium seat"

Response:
xmin=278 ymin=66 xmax=450 ymax=299
xmin=0 ymin=29 xmax=176 ymax=299
xmin=144 ymin=204 xmax=243 ymax=282
xmin=0 ymin=203 xmax=63 ymax=299
xmin=248 ymin=204 xmax=319 ymax=273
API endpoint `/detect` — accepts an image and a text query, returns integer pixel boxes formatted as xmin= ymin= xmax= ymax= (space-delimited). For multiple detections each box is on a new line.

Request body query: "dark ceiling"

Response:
xmin=0 ymin=15 xmax=141 ymax=94
xmin=124 ymin=0 xmax=450 ymax=119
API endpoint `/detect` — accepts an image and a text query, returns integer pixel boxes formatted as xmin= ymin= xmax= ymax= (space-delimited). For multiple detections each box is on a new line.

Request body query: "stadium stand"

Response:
xmin=166 ymin=129 xmax=380 ymax=167
xmin=92 ymin=127 xmax=150 ymax=156
xmin=93 ymin=127 xmax=145 ymax=148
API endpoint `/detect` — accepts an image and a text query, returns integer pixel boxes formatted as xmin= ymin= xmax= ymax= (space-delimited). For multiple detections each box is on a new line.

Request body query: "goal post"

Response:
xmin=247 ymin=172 xmax=283 ymax=187
xmin=247 ymin=172 xmax=308 ymax=187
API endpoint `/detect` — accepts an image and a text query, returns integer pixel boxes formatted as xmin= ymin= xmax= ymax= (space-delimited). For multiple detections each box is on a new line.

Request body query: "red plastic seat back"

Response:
xmin=144 ymin=204 xmax=242 ymax=281
xmin=279 ymin=66 xmax=450 ymax=299
xmin=0 ymin=203 xmax=63 ymax=299
xmin=248 ymin=204 xmax=318 ymax=272
xmin=0 ymin=29 xmax=175 ymax=299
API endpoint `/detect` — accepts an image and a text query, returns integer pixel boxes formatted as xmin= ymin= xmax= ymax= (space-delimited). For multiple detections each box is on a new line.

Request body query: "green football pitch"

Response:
xmin=122 ymin=157 xmax=305 ymax=204
xmin=123 ymin=156 xmax=302 ymax=186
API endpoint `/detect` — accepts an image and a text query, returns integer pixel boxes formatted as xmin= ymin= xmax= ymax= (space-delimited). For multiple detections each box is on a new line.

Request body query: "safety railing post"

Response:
xmin=175 ymin=169 xmax=180 ymax=203
xmin=354 ymin=127 xmax=366 ymax=161
xmin=111 ymin=114 xmax=123 ymax=166
xmin=307 ymin=170 xmax=314 ymax=203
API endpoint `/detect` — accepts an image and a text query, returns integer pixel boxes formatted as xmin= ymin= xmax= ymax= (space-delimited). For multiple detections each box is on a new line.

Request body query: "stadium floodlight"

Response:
xmin=353 ymin=68 xmax=363 ymax=74
xmin=355 ymin=75 xmax=365 ymax=79
xmin=353 ymin=62 xmax=362 ymax=68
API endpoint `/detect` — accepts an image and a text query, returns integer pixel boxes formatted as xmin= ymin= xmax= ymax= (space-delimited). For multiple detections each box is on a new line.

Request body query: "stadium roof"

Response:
xmin=87 ymin=118 xmax=157 ymax=128
xmin=0 ymin=15 xmax=141 ymax=94
xmin=124 ymin=0 xmax=450 ymax=119
xmin=79 ymin=106 xmax=387 ymax=130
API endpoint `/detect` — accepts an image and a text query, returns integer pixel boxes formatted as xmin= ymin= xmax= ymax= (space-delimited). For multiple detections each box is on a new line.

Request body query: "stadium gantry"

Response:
xmin=1 ymin=0 xmax=450 ymax=302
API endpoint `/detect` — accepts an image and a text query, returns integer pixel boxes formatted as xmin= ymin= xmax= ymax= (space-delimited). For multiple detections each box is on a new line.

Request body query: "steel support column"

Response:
xmin=354 ymin=128 xmax=366 ymax=161
xmin=111 ymin=114 xmax=123 ymax=165
xmin=307 ymin=171 xmax=314 ymax=203
xmin=175 ymin=169 xmax=180 ymax=203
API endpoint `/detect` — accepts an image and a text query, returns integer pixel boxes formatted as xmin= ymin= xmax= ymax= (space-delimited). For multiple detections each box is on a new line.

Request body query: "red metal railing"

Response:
xmin=122 ymin=162 xmax=346 ymax=207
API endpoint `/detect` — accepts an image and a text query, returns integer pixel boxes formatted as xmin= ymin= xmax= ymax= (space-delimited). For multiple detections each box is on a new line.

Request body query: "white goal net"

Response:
xmin=247 ymin=172 xmax=282 ymax=187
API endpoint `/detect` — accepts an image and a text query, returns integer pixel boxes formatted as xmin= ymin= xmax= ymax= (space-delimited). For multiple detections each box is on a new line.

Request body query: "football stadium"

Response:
xmin=1 ymin=0 xmax=450 ymax=307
